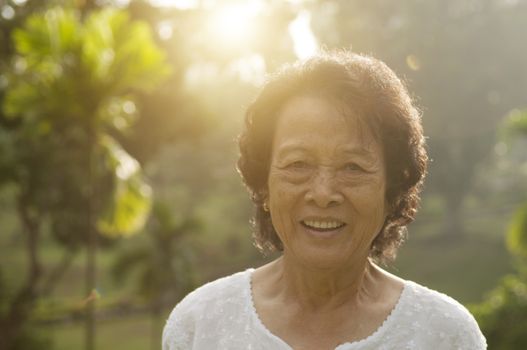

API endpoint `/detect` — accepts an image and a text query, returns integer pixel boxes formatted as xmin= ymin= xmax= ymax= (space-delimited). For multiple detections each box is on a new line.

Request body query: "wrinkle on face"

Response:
xmin=266 ymin=95 xmax=388 ymax=271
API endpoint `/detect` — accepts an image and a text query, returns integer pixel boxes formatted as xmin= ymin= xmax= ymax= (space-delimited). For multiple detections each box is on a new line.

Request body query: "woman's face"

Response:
xmin=267 ymin=95 xmax=387 ymax=269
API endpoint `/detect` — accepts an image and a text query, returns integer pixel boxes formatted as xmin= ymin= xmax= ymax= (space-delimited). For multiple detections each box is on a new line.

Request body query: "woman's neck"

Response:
xmin=268 ymin=254 xmax=381 ymax=312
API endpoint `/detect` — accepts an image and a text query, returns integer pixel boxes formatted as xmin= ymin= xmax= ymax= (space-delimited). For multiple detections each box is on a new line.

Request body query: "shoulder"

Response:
xmin=162 ymin=269 xmax=253 ymax=350
xmin=401 ymin=280 xmax=487 ymax=349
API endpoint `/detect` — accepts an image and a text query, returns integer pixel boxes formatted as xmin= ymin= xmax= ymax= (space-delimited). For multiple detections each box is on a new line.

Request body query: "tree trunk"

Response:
xmin=85 ymin=128 xmax=97 ymax=350
xmin=0 ymin=195 xmax=41 ymax=350
xmin=151 ymin=301 xmax=162 ymax=350
xmin=85 ymin=230 xmax=97 ymax=350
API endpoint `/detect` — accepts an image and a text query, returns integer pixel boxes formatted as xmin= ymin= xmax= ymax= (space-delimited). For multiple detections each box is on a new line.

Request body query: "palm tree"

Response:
xmin=0 ymin=6 xmax=170 ymax=350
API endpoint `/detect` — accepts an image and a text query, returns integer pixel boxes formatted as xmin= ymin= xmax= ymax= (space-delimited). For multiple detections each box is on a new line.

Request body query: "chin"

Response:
xmin=290 ymin=245 xmax=360 ymax=270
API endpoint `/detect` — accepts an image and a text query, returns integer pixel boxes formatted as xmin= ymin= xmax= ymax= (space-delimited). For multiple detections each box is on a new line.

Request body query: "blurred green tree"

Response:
xmin=0 ymin=5 xmax=169 ymax=350
xmin=472 ymin=109 xmax=527 ymax=349
xmin=112 ymin=201 xmax=199 ymax=350
xmin=472 ymin=275 xmax=527 ymax=349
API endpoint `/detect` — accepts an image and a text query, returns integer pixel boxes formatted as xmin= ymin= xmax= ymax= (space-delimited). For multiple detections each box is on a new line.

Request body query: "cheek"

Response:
xmin=347 ymin=187 xmax=387 ymax=245
xmin=268 ymin=172 xmax=306 ymax=205
xmin=268 ymin=175 xmax=305 ymax=236
xmin=269 ymin=187 xmax=300 ymax=220
xmin=345 ymin=182 xmax=387 ymax=215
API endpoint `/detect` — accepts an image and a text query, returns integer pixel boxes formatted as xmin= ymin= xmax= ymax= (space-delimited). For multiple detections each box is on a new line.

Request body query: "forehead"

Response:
xmin=273 ymin=95 xmax=381 ymax=156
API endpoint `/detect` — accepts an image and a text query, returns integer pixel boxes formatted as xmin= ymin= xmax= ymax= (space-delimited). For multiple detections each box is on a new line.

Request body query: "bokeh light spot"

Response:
xmin=228 ymin=53 xmax=266 ymax=86
xmin=288 ymin=10 xmax=318 ymax=59
xmin=1 ymin=5 xmax=15 ymax=20
xmin=406 ymin=54 xmax=421 ymax=71
xmin=157 ymin=21 xmax=173 ymax=40
xmin=123 ymin=101 xmax=136 ymax=115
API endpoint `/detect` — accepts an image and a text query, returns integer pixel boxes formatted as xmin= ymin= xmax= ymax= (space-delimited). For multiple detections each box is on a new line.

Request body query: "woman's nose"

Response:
xmin=304 ymin=169 xmax=344 ymax=208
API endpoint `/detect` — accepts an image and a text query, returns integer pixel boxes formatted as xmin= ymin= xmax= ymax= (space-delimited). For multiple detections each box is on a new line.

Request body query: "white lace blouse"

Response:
xmin=162 ymin=269 xmax=487 ymax=349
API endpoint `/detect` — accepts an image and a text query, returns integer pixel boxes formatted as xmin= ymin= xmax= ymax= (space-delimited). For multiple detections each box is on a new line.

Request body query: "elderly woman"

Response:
xmin=163 ymin=51 xmax=486 ymax=349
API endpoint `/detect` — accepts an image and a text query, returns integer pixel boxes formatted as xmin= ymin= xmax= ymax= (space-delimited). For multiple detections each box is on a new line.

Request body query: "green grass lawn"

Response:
xmin=390 ymin=230 xmax=513 ymax=304
xmin=49 ymin=315 xmax=154 ymax=350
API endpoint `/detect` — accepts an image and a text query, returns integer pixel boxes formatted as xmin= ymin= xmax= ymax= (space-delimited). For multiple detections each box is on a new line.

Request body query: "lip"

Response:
xmin=299 ymin=216 xmax=347 ymax=239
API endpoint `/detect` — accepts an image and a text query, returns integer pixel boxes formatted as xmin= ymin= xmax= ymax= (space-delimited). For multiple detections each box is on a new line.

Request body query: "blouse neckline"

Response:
xmin=244 ymin=268 xmax=410 ymax=349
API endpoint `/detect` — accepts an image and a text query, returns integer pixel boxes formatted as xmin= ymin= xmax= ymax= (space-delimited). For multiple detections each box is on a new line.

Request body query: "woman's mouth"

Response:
xmin=300 ymin=219 xmax=346 ymax=237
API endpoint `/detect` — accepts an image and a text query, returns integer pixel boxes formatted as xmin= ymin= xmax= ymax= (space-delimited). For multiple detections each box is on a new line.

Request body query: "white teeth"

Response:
xmin=303 ymin=220 xmax=344 ymax=229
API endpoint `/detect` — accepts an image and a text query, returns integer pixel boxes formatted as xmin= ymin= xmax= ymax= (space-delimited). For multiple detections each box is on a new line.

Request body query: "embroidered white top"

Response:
xmin=162 ymin=269 xmax=487 ymax=350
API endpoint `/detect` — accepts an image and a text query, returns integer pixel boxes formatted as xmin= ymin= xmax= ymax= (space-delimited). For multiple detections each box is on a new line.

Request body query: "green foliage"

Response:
xmin=505 ymin=109 xmax=527 ymax=136
xmin=472 ymin=107 xmax=527 ymax=348
xmin=0 ymin=6 xmax=171 ymax=347
xmin=498 ymin=109 xmax=527 ymax=143
xmin=82 ymin=9 xmax=170 ymax=93
xmin=97 ymin=136 xmax=152 ymax=237
xmin=4 ymin=7 xmax=170 ymax=123
xmin=6 ymin=8 xmax=83 ymax=120
xmin=471 ymin=275 xmax=527 ymax=349
xmin=112 ymin=201 xmax=199 ymax=302
xmin=507 ymin=203 xmax=527 ymax=259
xmin=1 ymin=6 xmax=171 ymax=238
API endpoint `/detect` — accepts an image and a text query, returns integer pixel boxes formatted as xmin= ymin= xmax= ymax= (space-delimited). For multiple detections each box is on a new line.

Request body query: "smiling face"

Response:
xmin=267 ymin=95 xmax=388 ymax=269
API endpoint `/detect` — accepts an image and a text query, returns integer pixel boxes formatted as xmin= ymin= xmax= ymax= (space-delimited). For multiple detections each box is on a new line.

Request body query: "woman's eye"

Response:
xmin=343 ymin=163 xmax=364 ymax=172
xmin=287 ymin=161 xmax=310 ymax=169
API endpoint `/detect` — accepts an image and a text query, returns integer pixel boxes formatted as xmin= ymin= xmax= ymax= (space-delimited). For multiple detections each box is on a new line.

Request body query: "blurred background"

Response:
xmin=1 ymin=0 xmax=527 ymax=349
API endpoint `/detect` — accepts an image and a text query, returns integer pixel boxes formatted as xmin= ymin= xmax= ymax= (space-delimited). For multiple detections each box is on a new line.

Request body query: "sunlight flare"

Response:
xmin=206 ymin=1 xmax=262 ymax=50
xmin=288 ymin=10 xmax=318 ymax=59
